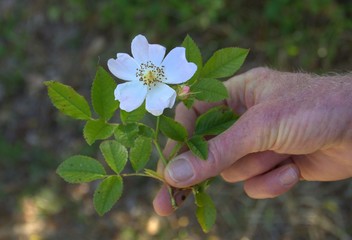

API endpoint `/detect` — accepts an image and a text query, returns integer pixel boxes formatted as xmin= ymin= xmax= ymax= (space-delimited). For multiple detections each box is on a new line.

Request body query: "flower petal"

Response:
xmin=162 ymin=47 xmax=197 ymax=84
xmin=131 ymin=34 xmax=149 ymax=64
xmin=145 ymin=83 xmax=176 ymax=116
xmin=114 ymin=82 xmax=147 ymax=112
xmin=108 ymin=53 xmax=139 ymax=81
xmin=149 ymin=44 xmax=166 ymax=66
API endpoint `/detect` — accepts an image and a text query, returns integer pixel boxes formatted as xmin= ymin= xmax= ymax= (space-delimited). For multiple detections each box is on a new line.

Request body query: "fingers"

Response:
xmin=243 ymin=163 xmax=300 ymax=198
xmin=153 ymin=185 xmax=173 ymax=216
xmin=153 ymin=184 xmax=191 ymax=216
xmin=163 ymin=103 xmax=277 ymax=188
xmin=221 ymin=151 xmax=289 ymax=182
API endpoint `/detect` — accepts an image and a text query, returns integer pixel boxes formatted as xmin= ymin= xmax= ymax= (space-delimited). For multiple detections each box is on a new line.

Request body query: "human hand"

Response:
xmin=153 ymin=67 xmax=352 ymax=216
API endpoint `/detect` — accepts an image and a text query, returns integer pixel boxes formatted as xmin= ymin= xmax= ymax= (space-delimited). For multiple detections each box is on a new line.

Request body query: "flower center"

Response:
xmin=136 ymin=61 xmax=166 ymax=89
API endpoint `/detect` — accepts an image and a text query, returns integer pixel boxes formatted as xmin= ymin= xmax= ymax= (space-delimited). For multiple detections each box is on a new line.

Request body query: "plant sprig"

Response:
xmin=45 ymin=35 xmax=248 ymax=232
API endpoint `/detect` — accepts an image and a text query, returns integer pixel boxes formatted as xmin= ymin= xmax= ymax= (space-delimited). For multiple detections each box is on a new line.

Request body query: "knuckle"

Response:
xmin=203 ymin=140 xmax=225 ymax=177
xmin=247 ymin=67 xmax=272 ymax=80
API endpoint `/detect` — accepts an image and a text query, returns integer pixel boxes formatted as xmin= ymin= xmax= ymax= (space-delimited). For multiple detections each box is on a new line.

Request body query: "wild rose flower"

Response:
xmin=108 ymin=34 xmax=197 ymax=116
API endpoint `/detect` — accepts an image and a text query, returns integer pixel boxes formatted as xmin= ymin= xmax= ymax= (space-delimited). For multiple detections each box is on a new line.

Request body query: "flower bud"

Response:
xmin=177 ymin=85 xmax=190 ymax=100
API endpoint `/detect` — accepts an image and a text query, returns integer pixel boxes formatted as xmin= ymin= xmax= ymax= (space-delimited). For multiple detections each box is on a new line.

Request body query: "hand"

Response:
xmin=153 ymin=67 xmax=352 ymax=216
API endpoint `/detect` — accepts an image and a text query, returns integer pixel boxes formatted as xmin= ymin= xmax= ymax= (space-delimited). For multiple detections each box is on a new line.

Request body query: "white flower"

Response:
xmin=108 ymin=34 xmax=197 ymax=116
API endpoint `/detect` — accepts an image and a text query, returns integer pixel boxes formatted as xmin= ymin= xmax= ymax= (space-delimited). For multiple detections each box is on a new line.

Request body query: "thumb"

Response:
xmin=164 ymin=103 xmax=276 ymax=188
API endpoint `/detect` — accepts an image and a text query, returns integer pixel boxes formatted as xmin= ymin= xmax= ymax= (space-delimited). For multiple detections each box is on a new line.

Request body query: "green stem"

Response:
xmin=155 ymin=115 xmax=160 ymax=140
xmin=121 ymin=173 xmax=150 ymax=177
xmin=154 ymin=116 xmax=168 ymax=166
xmin=121 ymin=173 xmax=163 ymax=182
xmin=154 ymin=140 xmax=168 ymax=166
xmin=167 ymin=142 xmax=183 ymax=161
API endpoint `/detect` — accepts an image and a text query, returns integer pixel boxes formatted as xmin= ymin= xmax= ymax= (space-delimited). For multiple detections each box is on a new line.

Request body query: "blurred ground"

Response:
xmin=1 ymin=0 xmax=352 ymax=239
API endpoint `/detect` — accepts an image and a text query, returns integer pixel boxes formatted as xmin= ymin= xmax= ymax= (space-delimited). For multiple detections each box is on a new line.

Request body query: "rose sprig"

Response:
xmin=45 ymin=34 xmax=248 ymax=232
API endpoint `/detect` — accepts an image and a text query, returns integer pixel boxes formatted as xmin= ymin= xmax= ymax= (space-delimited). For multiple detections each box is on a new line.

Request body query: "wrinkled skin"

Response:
xmin=153 ymin=67 xmax=352 ymax=216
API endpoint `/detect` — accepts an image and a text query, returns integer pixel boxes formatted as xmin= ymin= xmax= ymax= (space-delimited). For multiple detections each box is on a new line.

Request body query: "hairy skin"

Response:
xmin=153 ymin=67 xmax=352 ymax=216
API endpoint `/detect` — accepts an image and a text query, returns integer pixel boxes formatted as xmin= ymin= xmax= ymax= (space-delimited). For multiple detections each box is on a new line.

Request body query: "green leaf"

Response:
xmin=187 ymin=136 xmax=208 ymax=160
xmin=195 ymin=192 xmax=217 ymax=233
xmin=120 ymin=104 xmax=146 ymax=124
xmin=182 ymin=95 xmax=196 ymax=109
xmin=114 ymin=123 xmax=139 ymax=147
xmin=91 ymin=67 xmax=119 ymax=120
xmin=182 ymin=35 xmax=202 ymax=85
xmin=94 ymin=175 xmax=123 ymax=216
xmin=130 ymin=136 xmax=152 ymax=172
xmin=45 ymin=81 xmax=91 ymax=120
xmin=195 ymin=106 xmax=238 ymax=136
xmin=159 ymin=115 xmax=188 ymax=142
xmin=57 ymin=155 xmax=106 ymax=183
xmin=138 ymin=123 xmax=155 ymax=138
xmin=182 ymin=35 xmax=202 ymax=68
xmin=201 ymin=47 xmax=249 ymax=79
xmin=83 ymin=119 xmax=117 ymax=145
xmin=100 ymin=140 xmax=128 ymax=174
xmin=192 ymin=78 xmax=228 ymax=102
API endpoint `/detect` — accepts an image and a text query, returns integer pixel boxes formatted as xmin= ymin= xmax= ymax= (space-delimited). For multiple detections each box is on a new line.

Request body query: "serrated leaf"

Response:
xmin=100 ymin=140 xmax=128 ymax=174
xmin=130 ymin=136 xmax=152 ymax=172
xmin=114 ymin=123 xmax=139 ymax=147
xmin=94 ymin=175 xmax=123 ymax=216
xmin=195 ymin=106 xmax=238 ymax=136
xmin=182 ymin=35 xmax=202 ymax=85
xmin=159 ymin=115 xmax=188 ymax=142
xmin=83 ymin=119 xmax=117 ymax=145
xmin=192 ymin=78 xmax=228 ymax=102
xmin=201 ymin=47 xmax=249 ymax=79
xmin=45 ymin=81 xmax=91 ymax=120
xmin=195 ymin=192 xmax=217 ymax=233
xmin=91 ymin=67 xmax=119 ymax=120
xmin=120 ymin=104 xmax=146 ymax=124
xmin=187 ymin=136 xmax=208 ymax=160
xmin=138 ymin=124 xmax=155 ymax=138
xmin=182 ymin=35 xmax=202 ymax=68
xmin=56 ymin=155 xmax=106 ymax=183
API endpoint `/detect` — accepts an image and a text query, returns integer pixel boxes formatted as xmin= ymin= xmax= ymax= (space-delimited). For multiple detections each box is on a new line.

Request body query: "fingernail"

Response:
xmin=279 ymin=167 xmax=299 ymax=186
xmin=166 ymin=158 xmax=194 ymax=183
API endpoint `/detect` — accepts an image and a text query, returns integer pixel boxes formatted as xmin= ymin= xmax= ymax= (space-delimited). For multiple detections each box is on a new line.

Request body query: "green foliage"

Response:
xmin=91 ymin=66 xmax=119 ymax=120
xmin=192 ymin=78 xmax=228 ymax=102
xmin=182 ymin=35 xmax=203 ymax=85
xmin=138 ymin=124 xmax=155 ymax=139
xmin=120 ymin=105 xmax=146 ymax=124
xmin=129 ymin=136 xmax=153 ymax=172
xmin=201 ymin=47 xmax=249 ymax=79
xmin=159 ymin=116 xmax=188 ymax=142
xmin=45 ymin=81 xmax=91 ymax=120
xmin=47 ymin=35 xmax=248 ymax=233
xmin=94 ymin=175 xmax=123 ymax=216
xmin=186 ymin=136 xmax=208 ymax=160
xmin=100 ymin=140 xmax=128 ymax=174
xmin=56 ymin=155 xmax=106 ymax=183
xmin=195 ymin=191 xmax=217 ymax=233
xmin=195 ymin=106 xmax=238 ymax=136
xmin=83 ymin=119 xmax=116 ymax=145
xmin=114 ymin=123 xmax=140 ymax=147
